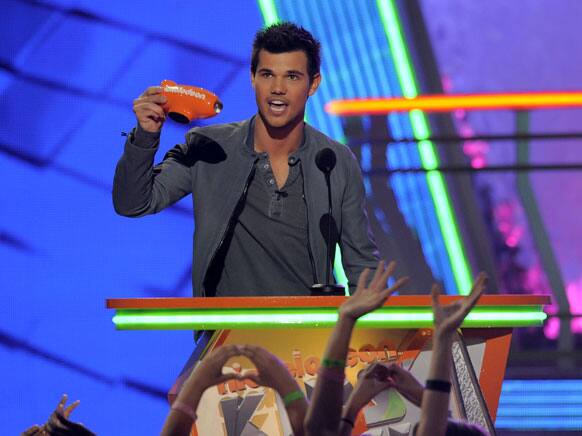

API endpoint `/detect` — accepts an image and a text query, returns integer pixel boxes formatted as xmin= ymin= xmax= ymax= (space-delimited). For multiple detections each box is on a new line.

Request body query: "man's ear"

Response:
xmin=308 ymin=73 xmax=322 ymax=96
xmin=250 ymin=70 xmax=256 ymax=90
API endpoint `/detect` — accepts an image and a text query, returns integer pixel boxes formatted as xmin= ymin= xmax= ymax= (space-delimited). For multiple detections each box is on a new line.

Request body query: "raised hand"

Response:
xmin=339 ymin=261 xmax=408 ymax=321
xmin=345 ymin=363 xmax=394 ymax=413
xmin=133 ymin=86 xmax=168 ymax=133
xmin=239 ymin=344 xmax=298 ymax=396
xmin=431 ymin=272 xmax=487 ymax=338
xmin=240 ymin=344 xmax=307 ymax=436
xmin=55 ymin=393 xmax=80 ymax=419
xmin=383 ymin=363 xmax=424 ymax=407
xmin=21 ymin=425 xmax=43 ymax=435
xmin=180 ymin=344 xmax=245 ymax=399
xmin=44 ymin=394 xmax=95 ymax=435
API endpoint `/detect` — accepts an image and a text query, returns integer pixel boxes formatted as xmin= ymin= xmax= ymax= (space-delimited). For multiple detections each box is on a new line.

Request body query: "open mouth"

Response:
xmin=268 ymin=100 xmax=288 ymax=113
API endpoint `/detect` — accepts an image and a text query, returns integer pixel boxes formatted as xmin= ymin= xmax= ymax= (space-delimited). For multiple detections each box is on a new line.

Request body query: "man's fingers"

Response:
xmin=142 ymin=86 xmax=163 ymax=96
xmin=139 ymin=110 xmax=166 ymax=124
xmin=136 ymin=93 xmax=167 ymax=103
xmin=134 ymin=102 xmax=166 ymax=117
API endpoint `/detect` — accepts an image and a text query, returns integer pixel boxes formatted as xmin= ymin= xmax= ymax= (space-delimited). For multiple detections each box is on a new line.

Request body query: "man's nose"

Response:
xmin=271 ymin=77 xmax=286 ymax=94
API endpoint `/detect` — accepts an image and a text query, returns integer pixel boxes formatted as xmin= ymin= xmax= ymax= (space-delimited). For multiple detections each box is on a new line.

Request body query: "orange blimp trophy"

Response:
xmin=160 ymin=79 xmax=223 ymax=123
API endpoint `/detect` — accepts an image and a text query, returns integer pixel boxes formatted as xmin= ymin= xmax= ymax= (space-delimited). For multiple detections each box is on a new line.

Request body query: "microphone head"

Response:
xmin=315 ymin=148 xmax=337 ymax=174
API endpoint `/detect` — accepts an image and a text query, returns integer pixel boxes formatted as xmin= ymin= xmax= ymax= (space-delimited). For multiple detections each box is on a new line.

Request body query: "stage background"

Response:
xmin=1 ymin=0 xmax=581 ymax=433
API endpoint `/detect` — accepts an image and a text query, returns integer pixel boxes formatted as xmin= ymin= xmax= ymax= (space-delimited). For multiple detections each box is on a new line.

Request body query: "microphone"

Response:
xmin=315 ymin=148 xmax=337 ymax=174
xmin=310 ymin=148 xmax=345 ymax=297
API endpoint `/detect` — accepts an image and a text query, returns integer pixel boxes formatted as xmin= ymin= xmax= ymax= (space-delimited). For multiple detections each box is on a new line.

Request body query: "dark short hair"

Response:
xmin=251 ymin=22 xmax=321 ymax=80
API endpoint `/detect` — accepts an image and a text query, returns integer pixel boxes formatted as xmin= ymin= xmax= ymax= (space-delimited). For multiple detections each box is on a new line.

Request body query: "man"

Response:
xmin=113 ymin=22 xmax=379 ymax=297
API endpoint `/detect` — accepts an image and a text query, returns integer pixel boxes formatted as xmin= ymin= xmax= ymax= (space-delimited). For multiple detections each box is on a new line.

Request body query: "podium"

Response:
xmin=107 ymin=295 xmax=549 ymax=435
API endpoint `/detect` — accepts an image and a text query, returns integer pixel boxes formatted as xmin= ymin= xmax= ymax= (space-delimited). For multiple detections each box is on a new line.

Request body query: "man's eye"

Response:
xmin=262 ymin=72 xmax=272 ymax=78
xmin=288 ymin=74 xmax=299 ymax=80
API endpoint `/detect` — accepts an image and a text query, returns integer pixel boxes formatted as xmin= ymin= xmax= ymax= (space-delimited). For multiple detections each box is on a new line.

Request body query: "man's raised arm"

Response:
xmin=113 ymin=86 xmax=192 ymax=217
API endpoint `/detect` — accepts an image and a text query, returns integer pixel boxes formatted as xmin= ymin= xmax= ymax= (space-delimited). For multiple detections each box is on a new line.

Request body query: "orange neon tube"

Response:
xmin=324 ymin=92 xmax=582 ymax=115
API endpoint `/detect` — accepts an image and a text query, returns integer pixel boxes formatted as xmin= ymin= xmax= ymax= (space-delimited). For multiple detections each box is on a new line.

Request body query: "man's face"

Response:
xmin=251 ymin=49 xmax=321 ymax=130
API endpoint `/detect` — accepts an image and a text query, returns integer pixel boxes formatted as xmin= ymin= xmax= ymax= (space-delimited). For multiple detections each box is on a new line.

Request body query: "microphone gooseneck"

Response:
xmin=310 ymin=148 xmax=345 ymax=296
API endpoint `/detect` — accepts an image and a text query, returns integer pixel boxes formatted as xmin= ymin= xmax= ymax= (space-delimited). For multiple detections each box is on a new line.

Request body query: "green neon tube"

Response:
xmin=376 ymin=0 xmax=473 ymax=295
xmin=257 ymin=0 xmax=280 ymax=25
xmin=112 ymin=307 xmax=546 ymax=330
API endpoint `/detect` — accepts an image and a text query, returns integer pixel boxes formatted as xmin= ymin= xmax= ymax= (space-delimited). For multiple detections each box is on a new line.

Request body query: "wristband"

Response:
xmin=341 ymin=417 xmax=354 ymax=428
xmin=425 ymin=379 xmax=451 ymax=393
xmin=283 ymin=390 xmax=305 ymax=406
xmin=171 ymin=400 xmax=197 ymax=422
xmin=321 ymin=358 xmax=346 ymax=368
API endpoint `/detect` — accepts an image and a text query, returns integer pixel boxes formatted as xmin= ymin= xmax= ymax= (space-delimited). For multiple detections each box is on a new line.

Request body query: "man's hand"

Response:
xmin=133 ymin=86 xmax=168 ymax=133
xmin=240 ymin=344 xmax=299 ymax=397
xmin=431 ymin=272 xmax=487 ymax=339
xmin=339 ymin=261 xmax=408 ymax=321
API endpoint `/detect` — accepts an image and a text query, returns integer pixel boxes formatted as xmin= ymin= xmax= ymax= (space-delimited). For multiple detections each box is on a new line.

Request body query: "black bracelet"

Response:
xmin=425 ymin=379 xmax=451 ymax=393
xmin=341 ymin=417 xmax=355 ymax=428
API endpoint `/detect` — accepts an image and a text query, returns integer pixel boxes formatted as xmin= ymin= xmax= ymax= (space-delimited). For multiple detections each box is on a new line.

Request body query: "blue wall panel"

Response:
xmin=1 ymin=0 xmax=262 ymax=433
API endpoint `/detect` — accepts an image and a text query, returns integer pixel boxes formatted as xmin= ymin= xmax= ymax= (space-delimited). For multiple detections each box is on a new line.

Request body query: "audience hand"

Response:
xmin=240 ymin=344 xmax=299 ymax=397
xmin=416 ymin=272 xmax=488 ymax=436
xmin=21 ymin=425 xmax=43 ymax=435
xmin=240 ymin=345 xmax=307 ymax=436
xmin=24 ymin=394 xmax=95 ymax=436
xmin=344 ymin=363 xmax=394 ymax=419
xmin=431 ymin=272 xmax=487 ymax=339
xmin=339 ymin=261 xmax=408 ymax=322
xmin=384 ymin=363 xmax=424 ymax=407
xmin=179 ymin=344 xmax=245 ymax=400
xmin=343 ymin=362 xmax=424 ymax=425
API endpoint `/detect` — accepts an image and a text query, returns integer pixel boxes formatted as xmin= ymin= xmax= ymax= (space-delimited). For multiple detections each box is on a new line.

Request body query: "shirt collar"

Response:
xmin=246 ymin=114 xmax=307 ymax=165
